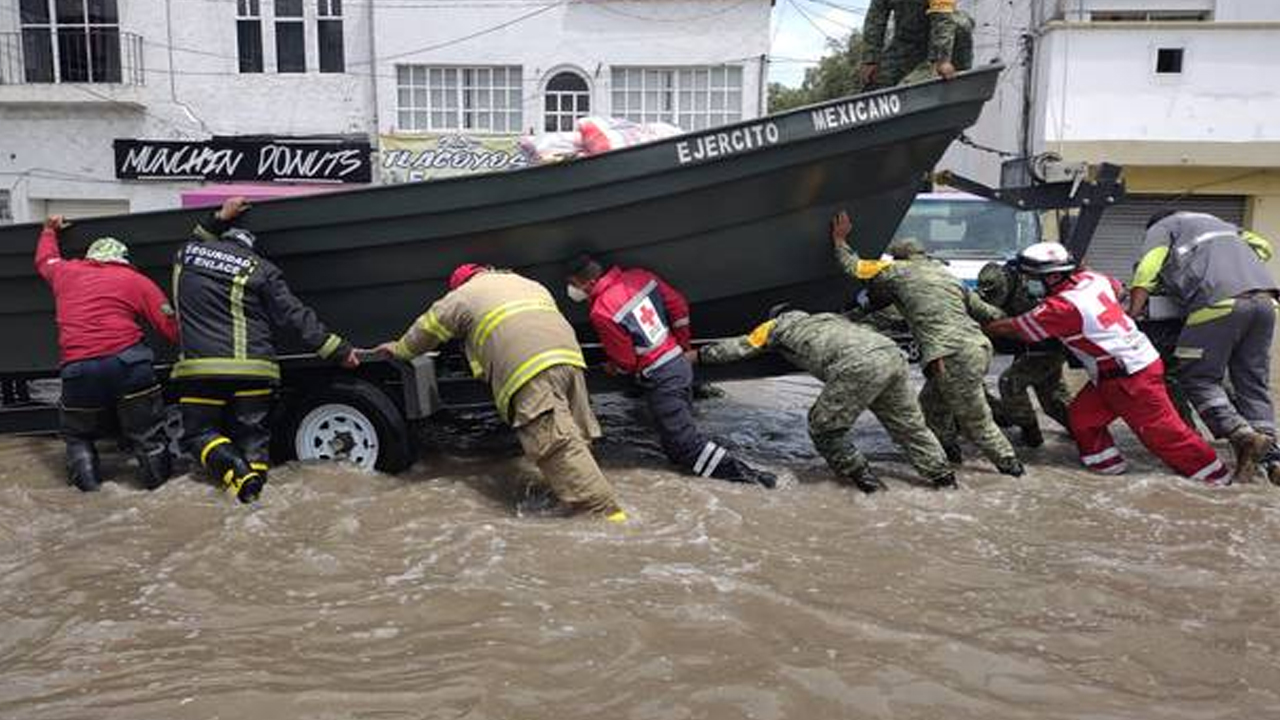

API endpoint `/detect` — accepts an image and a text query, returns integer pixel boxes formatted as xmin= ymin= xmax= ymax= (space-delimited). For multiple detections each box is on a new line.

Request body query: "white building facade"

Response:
xmin=0 ymin=0 xmax=771 ymax=223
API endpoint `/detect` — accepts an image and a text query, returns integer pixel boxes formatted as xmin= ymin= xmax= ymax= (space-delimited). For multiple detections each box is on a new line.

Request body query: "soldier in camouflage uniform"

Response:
xmin=830 ymin=211 xmax=1023 ymax=476
xmin=692 ymin=309 xmax=955 ymax=493
xmin=977 ymin=261 xmax=1072 ymax=447
xmin=860 ymin=0 xmax=974 ymax=90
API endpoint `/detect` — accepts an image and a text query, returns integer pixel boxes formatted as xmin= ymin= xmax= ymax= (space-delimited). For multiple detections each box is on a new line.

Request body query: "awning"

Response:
xmin=179 ymin=183 xmax=348 ymax=208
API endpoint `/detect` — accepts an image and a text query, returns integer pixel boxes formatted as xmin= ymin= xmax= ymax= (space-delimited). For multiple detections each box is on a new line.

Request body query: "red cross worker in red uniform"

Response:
xmin=984 ymin=243 xmax=1233 ymax=486
xmin=565 ymin=255 xmax=776 ymax=488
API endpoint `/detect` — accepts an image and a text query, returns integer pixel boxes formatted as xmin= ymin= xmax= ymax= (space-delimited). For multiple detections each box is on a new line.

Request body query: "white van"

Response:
xmin=888 ymin=192 xmax=1042 ymax=287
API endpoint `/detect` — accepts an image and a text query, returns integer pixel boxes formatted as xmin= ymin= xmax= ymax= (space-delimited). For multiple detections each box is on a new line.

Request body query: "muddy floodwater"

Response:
xmin=2 ymin=373 xmax=1279 ymax=720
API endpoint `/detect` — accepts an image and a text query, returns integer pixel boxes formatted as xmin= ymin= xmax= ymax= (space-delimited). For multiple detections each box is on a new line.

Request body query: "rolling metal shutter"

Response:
xmin=1084 ymin=194 xmax=1247 ymax=281
xmin=40 ymin=199 xmax=130 ymax=220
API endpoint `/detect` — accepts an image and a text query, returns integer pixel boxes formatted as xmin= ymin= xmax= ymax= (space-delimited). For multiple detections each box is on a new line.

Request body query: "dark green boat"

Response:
xmin=0 ymin=66 xmax=1000 ymax=376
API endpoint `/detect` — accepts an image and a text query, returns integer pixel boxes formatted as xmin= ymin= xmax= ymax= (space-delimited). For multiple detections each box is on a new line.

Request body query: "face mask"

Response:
xmin=1025 ymin=278 xmax=1047 ymax=299
xmin=566 ymin=284 xmax=589 ymax=303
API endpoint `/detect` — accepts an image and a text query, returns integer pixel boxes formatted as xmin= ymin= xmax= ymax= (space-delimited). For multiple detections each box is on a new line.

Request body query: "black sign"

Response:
xmin=114 ymin=137 xmax=373 ymax=183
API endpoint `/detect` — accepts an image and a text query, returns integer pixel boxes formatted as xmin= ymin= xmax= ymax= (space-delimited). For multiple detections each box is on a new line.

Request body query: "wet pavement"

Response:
xmin=2 ymin=373 xmax=1279 ymax=719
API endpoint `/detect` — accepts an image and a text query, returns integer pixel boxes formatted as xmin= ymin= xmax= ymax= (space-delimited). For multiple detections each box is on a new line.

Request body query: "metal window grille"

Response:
xmin=610 ymin=65 xmax=743 ymax=131
xmin=395 ymin=65 xmax=524 ymax=134
xmin=16 ymin=0 xmax=130 ymax=84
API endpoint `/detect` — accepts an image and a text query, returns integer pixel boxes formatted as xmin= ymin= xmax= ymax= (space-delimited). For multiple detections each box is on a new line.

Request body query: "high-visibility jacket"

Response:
xmin=171 ymin=213 xmax=350 ymax=381
xmin=391 ymin=271 xmax=586 ymax=423
xmin=586 ymin=266 xmax=692 ymax=377
xmin=35 ymin=228 xmax=178 ymax=365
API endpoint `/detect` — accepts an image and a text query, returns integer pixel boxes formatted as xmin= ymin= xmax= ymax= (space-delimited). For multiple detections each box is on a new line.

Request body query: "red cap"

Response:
xmin=448 ymin=263 xmax=486 ymax=290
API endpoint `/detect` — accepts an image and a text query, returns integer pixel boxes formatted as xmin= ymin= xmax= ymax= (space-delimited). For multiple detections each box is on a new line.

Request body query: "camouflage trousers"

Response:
xmin=995 ymin=352 xmax=1072 ymax=431
xmin=919 ymin=341 xmax=1018 ymax=464
xmin=808 ymin=346 xmax=951 ymax=483
xmin=868 ymin=12 xmax=974 ymax=90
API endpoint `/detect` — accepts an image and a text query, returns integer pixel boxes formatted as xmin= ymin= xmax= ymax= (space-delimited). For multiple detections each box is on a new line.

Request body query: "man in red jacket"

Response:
xmin=566 ymin=256 xmax=776 ymax=488
xmin=36 ymin=216 xmax=179 ymax=492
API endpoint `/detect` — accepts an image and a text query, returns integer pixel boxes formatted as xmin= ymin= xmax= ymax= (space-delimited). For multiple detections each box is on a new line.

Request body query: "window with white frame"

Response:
xmin=544 ymin=71 xmax=590 ymax=132
xmin=317 ymin=0 xmax=343 ymax=73
xmin=19 ymin=0 xmax=121 ymax=83
xmin=274 ymin=0 xmax=305 ymax=73
xmin=610 ymin=66 xmax=743 ymax=131
xmin=396 ymin=65 xmax=523 ymax=133
xmin=236 ymin=0 xmax=263 ymax=73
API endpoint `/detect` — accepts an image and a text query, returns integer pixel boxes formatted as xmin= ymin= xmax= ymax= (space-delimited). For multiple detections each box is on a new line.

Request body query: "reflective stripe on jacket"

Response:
xmin=392 ymin=271 xmax=586 ymax=423
xmin=172 ymin=213 xmax=349 ymax=381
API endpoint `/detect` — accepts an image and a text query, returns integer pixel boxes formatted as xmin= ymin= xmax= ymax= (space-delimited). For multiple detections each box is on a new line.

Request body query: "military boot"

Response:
xmin=65 ymin=438 xmax=102 ymax=492
xmin=1229 ymin=427 xmax=1271 ymax=484
xmin=1263 ymin=441 xmax=1280 ymax=486
xmin=930 ymin=472 xmax=958 ymax=490
xmin=995 ymin=456 xmax=1025 ymax=477
xmin=1019 ymin=424 xmax=1044 ymax=448
xmin=846 ymin=467 xmax=886 ymax=494
xmin=710 ymin=456 xmax=778 ymax=489
xmin=942 ymin=442 xmax=964 ymax=465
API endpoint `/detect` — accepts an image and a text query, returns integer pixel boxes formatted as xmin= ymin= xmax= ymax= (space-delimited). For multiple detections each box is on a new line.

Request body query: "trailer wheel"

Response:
xmin=281 ymin=379 xmax=415 ymax=473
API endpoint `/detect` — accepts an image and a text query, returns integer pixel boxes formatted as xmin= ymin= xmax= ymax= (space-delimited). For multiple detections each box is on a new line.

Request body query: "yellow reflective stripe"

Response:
xmin=391 ymin=339 xmax=415 ymax=361
xmin=747 ymin=320 xmax=776 ymax=349
xmin=122 ymin=384 xmax=162 ymax=401
xmin=416 ymin=310 xmax=453 ymax=342
xmin=606 ymin=509 xmax=628 ymax=524
xmin=171 ymin=264 xmax=182 ymax=321
xmin=470 ymin=300 xmax=558 ymax=351
xmin=233 ymin=388 xmax=273 ymax=398
xmin=171 ymin=358 xmax=281 ymax=380
xmin=317 ymin=334 xmax=342 ymax=359
xmin=230 ymin=273 xmax=250 ymax=359
xmin=1186 ymin=300 xmax=1235 ymax=326
xmin=1131 ymin=246 xmax=1169 ymax=290
xmin=181 ymin=396 xmax=227 ymax=406
xmin=201 ymin=436 xmax=232 ymax=466
xmin=1243 ymin=231 xmax=1274 ymax=262
xmin=222 ymin=469 xmax=236 ymax=488
xmin=249 ymin=462 xmax=270 ymax=471
xmin=495 ymin=348 xmax=586 ymax=421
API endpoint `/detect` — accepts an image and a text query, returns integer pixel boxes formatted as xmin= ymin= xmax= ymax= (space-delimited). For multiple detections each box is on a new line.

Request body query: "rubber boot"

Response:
xmin=1229 ymin=427 xmax=1270 ymax=484
xmin=995 ymin=456 xmax=1025 ymax=477
xmin=204 ymin=441 xmax=265 ymax=503
xmin=1019 ymin=424 xmax=1044 ymax=449
xmin=65 ymin=438 xmax=102 ymax=492
xmin=118 ymin=386 xmax=173 ymax=491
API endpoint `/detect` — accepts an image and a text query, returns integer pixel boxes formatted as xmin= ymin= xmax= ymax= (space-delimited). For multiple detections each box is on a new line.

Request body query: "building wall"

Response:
xmin=0 ymin=0 xmax=770 ymax=223
xmin=371 ymin=0 xmax=771 ymax=136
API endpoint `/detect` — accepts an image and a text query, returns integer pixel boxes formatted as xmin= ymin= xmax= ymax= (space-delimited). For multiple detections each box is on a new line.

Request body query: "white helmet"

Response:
xmin=1016 ymin=242 xmax=1077 ymax=276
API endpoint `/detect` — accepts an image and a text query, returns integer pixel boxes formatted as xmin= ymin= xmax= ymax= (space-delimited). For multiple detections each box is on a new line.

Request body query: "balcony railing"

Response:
xmin=0 ymin=30 xmax=144 ymax=86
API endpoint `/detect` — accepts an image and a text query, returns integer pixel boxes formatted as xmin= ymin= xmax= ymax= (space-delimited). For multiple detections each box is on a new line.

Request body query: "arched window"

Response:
xmin=544 ymin=71 xmax=590 ymax=132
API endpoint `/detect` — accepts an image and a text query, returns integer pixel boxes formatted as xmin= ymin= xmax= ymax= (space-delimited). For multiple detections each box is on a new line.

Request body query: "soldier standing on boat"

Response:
xmin=376 ymin=264 xmax=627 ymax=522
xmin=692 ymin=307 xmax=956 ymax=493
xmin=1127 ymin=210 xmax=1280 ymax=484
xmin=35 ymin=216 xmax=179 ymax=492
xmin=976 ymin=260 xmax=1072 ymax=448
xmin=172 ymin=197 xmax=358 ymax=503
xmin=565 ymin=256 xmax=777 ymax=489
xmin=859 ymin=0 xmax=974 ymax=90
xmin=831 ymin=210 xmax=1024 ymax=477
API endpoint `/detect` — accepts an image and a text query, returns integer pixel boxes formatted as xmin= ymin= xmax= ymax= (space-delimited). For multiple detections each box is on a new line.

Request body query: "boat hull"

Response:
xmin=0 ymin=67 xmax=1000 ymax=375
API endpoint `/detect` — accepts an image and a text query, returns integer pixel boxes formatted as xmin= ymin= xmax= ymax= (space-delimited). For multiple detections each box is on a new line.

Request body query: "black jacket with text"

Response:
xmin=171 ymin=213 xmax=350 ymax=382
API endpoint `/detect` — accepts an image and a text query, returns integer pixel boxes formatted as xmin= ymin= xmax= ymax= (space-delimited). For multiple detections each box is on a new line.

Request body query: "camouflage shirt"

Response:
xmin=861 ymin=0 xmax=963 ymax=65
xmin=977 ymin=261 xmax=1040 ymax=316
xmin=836 ymin=243 xmax=1003 ymax=364
xmin=698 ymin=310 xmax=898 ymax=383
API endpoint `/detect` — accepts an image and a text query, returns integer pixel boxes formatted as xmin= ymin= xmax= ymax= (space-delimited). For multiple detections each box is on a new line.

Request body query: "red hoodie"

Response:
xmin=35 ymin=228 xmax=179 ymax=365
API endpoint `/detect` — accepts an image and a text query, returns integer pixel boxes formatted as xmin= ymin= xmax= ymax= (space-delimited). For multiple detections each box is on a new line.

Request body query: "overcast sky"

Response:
xmin=768 ymin=0 xmax=868 ymax=88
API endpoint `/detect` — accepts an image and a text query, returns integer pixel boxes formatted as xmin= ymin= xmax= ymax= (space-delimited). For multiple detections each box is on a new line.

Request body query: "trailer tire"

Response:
xmin=279 ymin=378 xmax=415 ymax=474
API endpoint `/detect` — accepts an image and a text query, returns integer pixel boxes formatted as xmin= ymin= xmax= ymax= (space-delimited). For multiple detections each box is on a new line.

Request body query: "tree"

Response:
xmin=769 ymin=31 xmax=867 ymax=113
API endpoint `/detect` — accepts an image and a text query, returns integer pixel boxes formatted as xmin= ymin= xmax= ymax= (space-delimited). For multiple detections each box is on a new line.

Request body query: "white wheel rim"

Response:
xmin=295 ymin=403 xmax=380 ymax=471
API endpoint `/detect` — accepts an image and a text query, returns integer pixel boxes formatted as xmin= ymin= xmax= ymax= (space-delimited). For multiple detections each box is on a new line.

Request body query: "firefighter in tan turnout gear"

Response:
xmin=375 ymin=264 xmax=626 ymax=522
